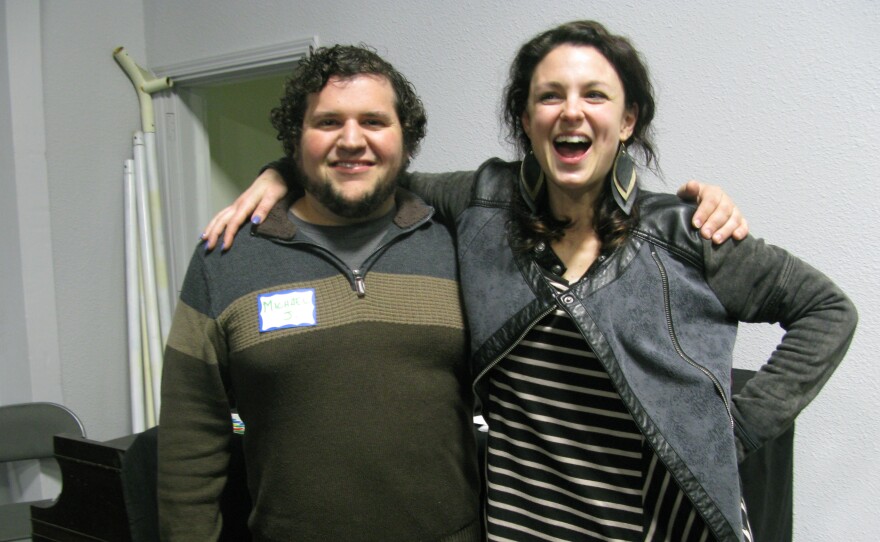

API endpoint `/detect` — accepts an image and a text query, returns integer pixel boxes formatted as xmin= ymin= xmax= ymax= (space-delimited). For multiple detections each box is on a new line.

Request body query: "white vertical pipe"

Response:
xmin=143 ymin=132 xmax=173 ymax=341
xmin=134 ymin=132 xmax=164 ymax=421
xmin=124 ymin=160 xmax=145 ymax=433
xmin=115 ymin=47 xmax=174 ymax=426
xmin=138 ymin=269 xmax=157 ymax=428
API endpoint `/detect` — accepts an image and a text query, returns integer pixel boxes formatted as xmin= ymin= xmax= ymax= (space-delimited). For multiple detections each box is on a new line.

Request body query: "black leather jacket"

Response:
xmin=407 ymin=158 xmax=857 ymax=541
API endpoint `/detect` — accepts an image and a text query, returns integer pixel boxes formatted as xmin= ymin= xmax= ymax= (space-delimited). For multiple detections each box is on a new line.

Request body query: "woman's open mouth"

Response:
xmin=553 ymin=134 xmax=591 ymax=161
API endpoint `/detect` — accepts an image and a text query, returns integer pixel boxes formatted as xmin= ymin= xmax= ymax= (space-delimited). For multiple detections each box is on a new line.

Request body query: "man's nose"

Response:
xmin=338 ymin=120 xmax=366 ymax=150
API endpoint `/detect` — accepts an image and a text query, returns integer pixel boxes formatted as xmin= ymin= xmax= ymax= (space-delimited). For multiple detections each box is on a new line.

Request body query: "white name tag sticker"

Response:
xmin=257 ymin=288 xmax=317 ymax=333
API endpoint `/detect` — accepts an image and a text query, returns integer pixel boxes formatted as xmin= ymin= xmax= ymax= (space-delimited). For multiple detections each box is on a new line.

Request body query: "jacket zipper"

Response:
xmin=473 ymin=303 xmax=553 ymax=537
xmin=650 ymin=246 xmax=734 ymax=428
xmin=475 ymin=255 xmax=610 ymax=535
xmin=474 ymin=251 xmax=612 ymax=386
xmin=473 ymin=305 xmax=556 ymax=388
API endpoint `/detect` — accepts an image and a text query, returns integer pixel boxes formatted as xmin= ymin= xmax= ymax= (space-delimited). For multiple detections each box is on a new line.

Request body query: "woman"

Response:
xmin=204 ymin=21 xmax=856 ymax=542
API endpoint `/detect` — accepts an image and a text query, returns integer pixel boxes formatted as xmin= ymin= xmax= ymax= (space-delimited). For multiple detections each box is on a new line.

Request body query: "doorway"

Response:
xmin=198 ymin=74 xmax=288 ymax=214
xmin=151 ymin=38 xmax=313 ymax=294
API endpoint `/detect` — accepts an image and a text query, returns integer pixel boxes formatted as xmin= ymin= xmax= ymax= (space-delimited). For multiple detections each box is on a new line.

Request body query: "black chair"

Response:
xmin=734 ymin=369 xmax=794 ymax=542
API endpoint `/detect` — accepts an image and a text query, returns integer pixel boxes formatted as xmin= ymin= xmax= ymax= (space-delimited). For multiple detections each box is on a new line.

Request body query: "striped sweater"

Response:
xmin=158 ymin=189 xmax=480 ymax=542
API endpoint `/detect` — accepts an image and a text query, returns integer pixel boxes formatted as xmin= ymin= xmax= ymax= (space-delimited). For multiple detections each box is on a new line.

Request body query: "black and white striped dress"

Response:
xmin=484 ymin=281 xmax=752 ymax=542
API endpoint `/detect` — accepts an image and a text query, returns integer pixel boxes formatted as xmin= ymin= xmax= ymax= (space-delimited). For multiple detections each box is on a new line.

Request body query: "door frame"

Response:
xmin=151 ymin=37 xmax=316 ymax=293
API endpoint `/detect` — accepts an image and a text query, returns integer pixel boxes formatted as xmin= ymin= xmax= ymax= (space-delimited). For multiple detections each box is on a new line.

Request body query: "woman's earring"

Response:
xmin=611 ymin=143 xmax=637 ymax=215
xmin=519 ymin=151 xmax=545 ymax=214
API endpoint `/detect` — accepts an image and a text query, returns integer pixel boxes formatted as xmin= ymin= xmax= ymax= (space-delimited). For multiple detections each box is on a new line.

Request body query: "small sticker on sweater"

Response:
xmin=257 ymin=288 xmax=317 ymax=332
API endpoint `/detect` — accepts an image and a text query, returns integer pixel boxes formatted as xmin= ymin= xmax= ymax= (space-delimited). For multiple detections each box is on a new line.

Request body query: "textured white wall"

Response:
xmin=20 ymin=0 xmax=148 ymax=440
xmin=4 ymin=0 xmax=874 ymax=538
xmin=0 ymin=1 xmax=30 ymax=405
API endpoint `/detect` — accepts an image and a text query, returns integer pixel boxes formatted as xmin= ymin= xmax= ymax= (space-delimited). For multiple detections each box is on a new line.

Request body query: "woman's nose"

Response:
xmin=560 ymin=97 xmax=583 ymax=122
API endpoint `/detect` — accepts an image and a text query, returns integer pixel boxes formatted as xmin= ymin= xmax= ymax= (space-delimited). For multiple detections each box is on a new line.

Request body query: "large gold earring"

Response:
xmin=611 ymin=143 xmax=637 ymax=215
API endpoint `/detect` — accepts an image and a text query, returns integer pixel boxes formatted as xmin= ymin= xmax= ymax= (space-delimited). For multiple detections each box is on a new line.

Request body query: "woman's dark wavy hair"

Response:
xmin=271 ymin=44 xmax=427 ymax=164
xmin=502 ymin=20 xmax=658 ymax=253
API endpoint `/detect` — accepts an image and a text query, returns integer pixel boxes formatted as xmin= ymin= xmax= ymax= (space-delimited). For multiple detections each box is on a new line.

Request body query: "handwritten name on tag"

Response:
xmin=257 ymin=288 xmax=317 ymax=333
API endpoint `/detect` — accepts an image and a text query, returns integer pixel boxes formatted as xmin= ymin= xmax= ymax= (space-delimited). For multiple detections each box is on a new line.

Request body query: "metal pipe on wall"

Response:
xmin=124 ymin=159 xmax=146 ymax=432
xmin=115 ymin=47 xmax=173 ymax=430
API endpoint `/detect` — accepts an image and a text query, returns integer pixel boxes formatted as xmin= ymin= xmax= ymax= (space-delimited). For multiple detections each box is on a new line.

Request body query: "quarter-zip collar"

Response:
xmin=250 ymin=187 xmax=434 ymax=241
xmin=250 ymin=187 xmax=434 ymax=298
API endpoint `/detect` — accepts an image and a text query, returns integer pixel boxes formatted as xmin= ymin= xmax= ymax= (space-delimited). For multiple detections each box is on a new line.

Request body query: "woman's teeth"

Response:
xmin=553 ymin=135 xmax=591 ymax=157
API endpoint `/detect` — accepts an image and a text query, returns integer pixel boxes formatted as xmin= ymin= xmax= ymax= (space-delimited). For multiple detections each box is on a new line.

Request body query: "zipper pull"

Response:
xmin=352 ymin=269 xmax=366 ymax=298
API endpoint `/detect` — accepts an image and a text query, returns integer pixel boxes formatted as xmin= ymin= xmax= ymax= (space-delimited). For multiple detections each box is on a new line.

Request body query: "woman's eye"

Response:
xmin=539 ymin=93 xmax=562 ymax=103
xmin=585 ymin=91 xmax=607 ymax=101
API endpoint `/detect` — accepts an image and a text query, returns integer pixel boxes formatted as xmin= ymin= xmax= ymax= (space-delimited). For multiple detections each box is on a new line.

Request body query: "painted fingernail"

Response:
xmin=251 ymin=216 xmax=262 ymax=225
xmin=199 ymin=232 xmax=207 ymax=240
xmin=220 ymin=241 xmax=226 ymax=251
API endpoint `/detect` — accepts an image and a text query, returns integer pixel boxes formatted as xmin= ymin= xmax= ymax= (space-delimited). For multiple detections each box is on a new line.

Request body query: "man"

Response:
xmin=158 ymin=45 xmax=480 ymax=541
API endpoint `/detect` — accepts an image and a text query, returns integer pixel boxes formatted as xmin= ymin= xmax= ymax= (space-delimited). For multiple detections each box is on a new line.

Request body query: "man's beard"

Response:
xmin=299 ymin=170 xmax=399 ymax=220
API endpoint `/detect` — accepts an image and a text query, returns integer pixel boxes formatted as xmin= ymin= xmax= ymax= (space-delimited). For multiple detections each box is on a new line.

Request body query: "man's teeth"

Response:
xmin=554 ymin=135 xmax=590 ymax=144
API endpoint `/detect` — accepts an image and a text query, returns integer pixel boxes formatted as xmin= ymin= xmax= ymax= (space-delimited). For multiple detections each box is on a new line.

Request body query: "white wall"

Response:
xmin=0 ymin=1 xmax=30 ymax=406
xmin=1 ymin=0 xmax=147 ymax=441
xmin=2 ymin=0 xmax=877 ymax=538
xmin=42 ymin=0 xmax=148 ymax=441
xmin=2 ymin=0 xmax=63 ymax=412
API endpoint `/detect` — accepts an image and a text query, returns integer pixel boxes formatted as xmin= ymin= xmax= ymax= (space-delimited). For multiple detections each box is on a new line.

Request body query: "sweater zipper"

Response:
xmin=352 ymin=268 xmax=366 ymax=298
xmin=348 ymin=236 xmax=397 ymax=298
xmin=346 ymin=214 xmax=434 ymax=298
xmin=261 ymin=207 xmax=434 ymax=299
xmin=650 ymin=246 xmax=734 ymax=428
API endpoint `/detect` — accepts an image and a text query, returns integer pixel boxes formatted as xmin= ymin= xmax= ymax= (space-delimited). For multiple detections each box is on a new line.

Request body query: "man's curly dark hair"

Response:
xmin=271 ymin=44 xmax=427 ymax=165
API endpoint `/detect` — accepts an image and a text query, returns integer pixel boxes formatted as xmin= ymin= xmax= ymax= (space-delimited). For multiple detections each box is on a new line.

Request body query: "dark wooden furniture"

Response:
xmin=30 ymin=431 xmax=249 ymax=542
xmin=30 ymin=434 xmax=135 ymax=542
